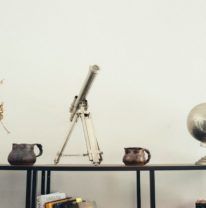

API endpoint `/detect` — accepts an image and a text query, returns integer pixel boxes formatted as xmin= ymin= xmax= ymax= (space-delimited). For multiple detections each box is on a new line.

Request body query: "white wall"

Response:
xmin=0 ymin=0 xmax=206 ymax=207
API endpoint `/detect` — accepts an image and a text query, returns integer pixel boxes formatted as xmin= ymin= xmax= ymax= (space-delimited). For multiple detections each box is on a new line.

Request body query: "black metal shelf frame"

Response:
xmin=1 ymin=164 xmax=206 ymax=208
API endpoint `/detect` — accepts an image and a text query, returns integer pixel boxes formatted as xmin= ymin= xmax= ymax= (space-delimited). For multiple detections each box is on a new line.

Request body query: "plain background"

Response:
xmin=0 ymin=0 xmax=206 ymax=207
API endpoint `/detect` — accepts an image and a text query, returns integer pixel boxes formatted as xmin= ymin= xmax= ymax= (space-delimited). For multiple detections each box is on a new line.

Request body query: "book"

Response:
xmin=48 ymin=198 xmax=96 ymax=208
xmin=45 ymin=198 xmax=70 ymax=208
xmin=53 ymin=201 xmax=78 ymax=208
xmin=53 ymin=198 xmax=83 ymax=208
xmin=78 ymin=201 xmax=97 ymax=208
xmin=45 ymin=198 xmax=82 ymax=208
xmin=196 ymin=200 xmax=206 ymax=208
xmin=196 ymin=204 xmax=206 ymax=208
xmin=36 ymin=192 xmax=66 ymax=208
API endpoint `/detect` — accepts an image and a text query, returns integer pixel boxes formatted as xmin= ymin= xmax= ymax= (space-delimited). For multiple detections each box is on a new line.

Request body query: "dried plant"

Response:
xmin=0 ymin=80 xmax=10 ymax=134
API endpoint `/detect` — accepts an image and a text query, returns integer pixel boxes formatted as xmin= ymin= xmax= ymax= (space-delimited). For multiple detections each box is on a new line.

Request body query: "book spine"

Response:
xmin=36 ymin=193 xmax=66 ymax=208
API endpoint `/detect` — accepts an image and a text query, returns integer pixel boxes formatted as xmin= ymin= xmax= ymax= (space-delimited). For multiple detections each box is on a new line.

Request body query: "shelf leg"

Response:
xmin=46 ymin=170 xmax=51 ymax=194
xmin=41 ymin=171 xmax=46 ymax=195
xmin=150 ymin=170 xmax=156 ymax=208
xmin=31 ymin=170 xmax=38 ymax=208
xmin=136 ymin=171 xmax=141 ymax=208
xmin=26 ymin=170 xmax=32 ymax=208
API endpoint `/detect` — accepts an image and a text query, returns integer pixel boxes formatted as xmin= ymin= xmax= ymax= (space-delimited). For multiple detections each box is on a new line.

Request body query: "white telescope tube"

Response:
xmin=70 ymin=65 xmax=100 ymax=121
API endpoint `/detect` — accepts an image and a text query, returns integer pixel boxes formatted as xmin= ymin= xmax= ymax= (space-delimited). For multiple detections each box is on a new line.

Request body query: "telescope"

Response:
xmin=54 ymin=65 xmax=103 ymax=165
xmin=70 ymin=65 xmax=99 ymax=122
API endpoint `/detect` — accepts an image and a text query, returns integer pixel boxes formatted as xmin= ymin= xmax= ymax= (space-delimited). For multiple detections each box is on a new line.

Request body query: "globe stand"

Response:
xmin=195 ymin=143 xmax=206 ymax=165
xmin=195 ymin=157 xmax=206 ymax=165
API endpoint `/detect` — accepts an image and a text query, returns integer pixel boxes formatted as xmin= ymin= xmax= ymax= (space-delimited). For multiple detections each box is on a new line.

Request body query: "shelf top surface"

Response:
xmin=0 ymin=164 xmax=206 ymax=171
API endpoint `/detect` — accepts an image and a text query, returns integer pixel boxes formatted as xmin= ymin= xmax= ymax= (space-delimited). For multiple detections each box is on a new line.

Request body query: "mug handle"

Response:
xmin=34 ymin=144 xmax=43 ymax=157
xmin=143 ymin=148 xmax=151 ymax=164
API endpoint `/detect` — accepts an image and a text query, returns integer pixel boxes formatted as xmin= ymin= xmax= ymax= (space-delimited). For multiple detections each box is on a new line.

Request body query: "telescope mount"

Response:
xmin=54 ymin=99 xmax=103 ymax=165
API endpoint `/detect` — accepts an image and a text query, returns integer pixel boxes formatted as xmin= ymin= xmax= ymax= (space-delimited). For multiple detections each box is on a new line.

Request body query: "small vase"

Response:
xmin=8 ymin=143 xmax=43 ymax=165
xmin=123 ymin=147 xmax=151 ymax=166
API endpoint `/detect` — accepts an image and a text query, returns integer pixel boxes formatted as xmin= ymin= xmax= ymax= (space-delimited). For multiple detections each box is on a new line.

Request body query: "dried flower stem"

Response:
xmin=0 ymin=120 xmax=10 ymax=134
xmin=0 ymin=79 xmax=10 ymax=134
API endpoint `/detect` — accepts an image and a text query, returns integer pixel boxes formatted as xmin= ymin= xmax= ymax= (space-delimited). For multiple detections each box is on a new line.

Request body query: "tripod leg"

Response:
xmin=80 ymin=111 xmax=102 ymax=164
xmin=54 ymin=113 xmax=79 ymax=164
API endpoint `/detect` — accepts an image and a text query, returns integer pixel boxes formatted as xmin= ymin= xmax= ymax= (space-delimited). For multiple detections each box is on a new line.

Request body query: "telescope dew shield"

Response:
xmin=70 ymin=65 xmax=100 ymax=121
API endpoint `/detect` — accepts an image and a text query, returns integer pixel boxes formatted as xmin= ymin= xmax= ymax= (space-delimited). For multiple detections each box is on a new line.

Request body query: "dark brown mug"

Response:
xmin=8 ymin=143 xmax=43 ymax=165
xmin=123 ymin=147 xmax=151 ymax=166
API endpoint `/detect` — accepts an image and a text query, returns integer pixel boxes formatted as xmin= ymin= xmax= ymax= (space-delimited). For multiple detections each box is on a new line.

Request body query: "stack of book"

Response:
xmin=36 ymin=193 xmax=97 ymax=208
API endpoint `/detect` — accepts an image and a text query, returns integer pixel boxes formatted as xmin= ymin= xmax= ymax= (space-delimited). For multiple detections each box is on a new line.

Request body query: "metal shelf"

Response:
xmin=1 ymin=164 xmax=205 ymax=208
xmin=2 ymin=163 xmax=206 ymax=170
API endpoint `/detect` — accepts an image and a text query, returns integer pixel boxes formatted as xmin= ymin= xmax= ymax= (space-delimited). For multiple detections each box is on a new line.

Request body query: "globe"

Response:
xmin=187 ymin=103 xmax=206 ymax=143
xmin=187 ymin=103 xmax=206 ymax=165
